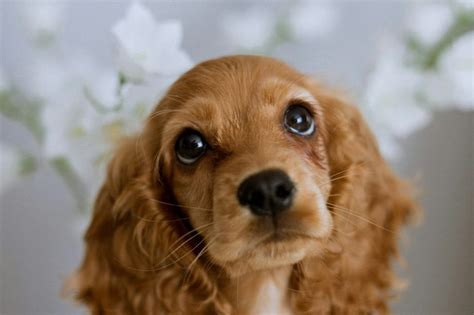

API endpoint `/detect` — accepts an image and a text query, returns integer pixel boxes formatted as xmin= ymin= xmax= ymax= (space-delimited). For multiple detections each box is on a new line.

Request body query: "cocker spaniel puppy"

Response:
xmin=73 ymin=55 xmax=416 ymax=314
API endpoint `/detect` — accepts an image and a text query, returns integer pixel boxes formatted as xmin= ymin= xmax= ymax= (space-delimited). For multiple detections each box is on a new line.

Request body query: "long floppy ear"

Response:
xmin=71 ymin=137 xmax=230 ymax=314
xmin=290 ymin=83 xmax=417 ymax=314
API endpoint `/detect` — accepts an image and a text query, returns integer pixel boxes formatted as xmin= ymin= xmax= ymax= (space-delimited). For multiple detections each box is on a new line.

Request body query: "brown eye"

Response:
xmin=284 ymin=105 xmax=315 ymax=136
xmin=175 ymin=130 xmax=207 ymax=165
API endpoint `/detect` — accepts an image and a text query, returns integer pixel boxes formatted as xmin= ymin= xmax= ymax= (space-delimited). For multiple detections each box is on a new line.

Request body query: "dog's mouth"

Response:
xmin=248 ymin=225 xmax=321 ymax=256
xmin=206 ymin=215 xmax=327 ymax=275
xmin=258 ymin=228 xmax=314 ymax=244
xmin=248 ymin=206 xmax=330 ymax=243
xmin=212 ymin=227 xmax=322 ymax=277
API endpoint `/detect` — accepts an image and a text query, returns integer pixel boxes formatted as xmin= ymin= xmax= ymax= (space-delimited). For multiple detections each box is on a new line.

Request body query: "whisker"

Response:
xmin=320 ymin=173 xmax=354 ymax=187
xmin=154 ymin=231 xmax=211 ymax=271
xmin=329 ymin=167 xmax=353 ymax=180
xmin=187 ymin=237 xmax=215 ymax=272
xmin=112 ymin=222 xmax=214 ymax=273
xmin=327 ymin=209 xmax=360 ymax=232
xmin=152 ymin=222 xmax=214 ymax=268
xmin=182 ymin=234 xmax=219 ymax=285
xmin=112 ymin=224 xmax=210 ymax=273
xmin=131 ymin=212 xmax=189 ymax=223
xmin=327 ymin=202 xmax=394 ymax=234
xmin=320 ymin=162 xmax=368 ymax=187
xmin=331 ymin=161 xmax=366 ymax=179
xmin=150 ymin=199 xmax=214 ymax=212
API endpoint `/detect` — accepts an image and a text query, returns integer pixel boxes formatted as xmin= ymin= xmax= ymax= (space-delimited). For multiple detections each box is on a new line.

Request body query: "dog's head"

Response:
xmin=76 ymin=55 xmax=416 ymax=313
xmin=144 ymin=56 xmax=337 ymax=276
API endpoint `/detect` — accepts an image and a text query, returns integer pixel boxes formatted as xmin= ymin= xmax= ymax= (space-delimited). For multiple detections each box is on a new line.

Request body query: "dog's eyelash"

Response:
xmin=287 ymin=99 xmax=316 ymax=114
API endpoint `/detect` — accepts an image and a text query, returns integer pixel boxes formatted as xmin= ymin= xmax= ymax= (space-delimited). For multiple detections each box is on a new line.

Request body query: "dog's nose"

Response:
xmin=237 ymin=169 xmax=295 ymax=216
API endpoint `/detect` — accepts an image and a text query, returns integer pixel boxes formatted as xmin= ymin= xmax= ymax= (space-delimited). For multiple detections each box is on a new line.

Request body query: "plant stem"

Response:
xmin=50 ymin=157 xmax=88 ymax=214
xmin=423 ymin=10 xmax=474 ymax=70
xmin=0 ymin=90 xmax=45 ymax=142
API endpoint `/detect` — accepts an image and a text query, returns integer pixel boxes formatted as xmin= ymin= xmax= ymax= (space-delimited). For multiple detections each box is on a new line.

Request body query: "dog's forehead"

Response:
xmin=158 ymin=57 xmax=317 ymax=151
xmin=179 ymin=76 xmax=314 ymax=145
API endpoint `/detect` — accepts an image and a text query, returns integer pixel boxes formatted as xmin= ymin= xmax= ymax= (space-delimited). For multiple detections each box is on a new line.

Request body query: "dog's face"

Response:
xmin=153 ymin=57 xmax=333 ymax=276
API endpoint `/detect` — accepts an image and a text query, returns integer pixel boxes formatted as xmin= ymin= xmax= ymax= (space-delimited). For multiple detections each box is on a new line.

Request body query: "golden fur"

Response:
xmin=72 ymin=55 xmax=416 ymax=314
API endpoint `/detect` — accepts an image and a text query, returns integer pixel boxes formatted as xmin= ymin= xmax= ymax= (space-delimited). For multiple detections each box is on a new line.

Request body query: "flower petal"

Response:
xmin=289 ymin=1 xmax=338 ymax=40
xmin=221 ymin=7 xmax=276 ymax=50
xmin=407 ymin=3 xmax=453 ymax=46
xmin=112 ymin=2 xmax=157 ymax=60
xmin=113 ymin=2 xmax=192 ymax=76
xmin=438 ymin=33 xmax=474 ymax=110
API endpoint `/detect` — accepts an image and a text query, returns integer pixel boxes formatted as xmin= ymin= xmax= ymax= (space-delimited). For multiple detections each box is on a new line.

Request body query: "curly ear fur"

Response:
xmin=288 ymin=85 xmax=416 ymax=314
xmin=72 ymin=138 xmax=232 ymax=314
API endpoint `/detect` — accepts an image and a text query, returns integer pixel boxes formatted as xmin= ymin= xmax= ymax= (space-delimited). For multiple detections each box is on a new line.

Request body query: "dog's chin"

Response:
xmin=209 ymin=234 xmax=325 ymax=278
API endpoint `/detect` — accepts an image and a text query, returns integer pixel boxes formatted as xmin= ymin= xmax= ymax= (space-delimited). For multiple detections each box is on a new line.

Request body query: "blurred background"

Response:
xmin=0 ymin=1 xmax=472 ymax=314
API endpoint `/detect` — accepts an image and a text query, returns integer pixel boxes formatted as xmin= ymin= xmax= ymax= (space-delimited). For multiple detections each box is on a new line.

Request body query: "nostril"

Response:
xmin=249 ymin=189 xmax=265 ymax=209
xmin=275 ymin=183 xmax=292 ymax=200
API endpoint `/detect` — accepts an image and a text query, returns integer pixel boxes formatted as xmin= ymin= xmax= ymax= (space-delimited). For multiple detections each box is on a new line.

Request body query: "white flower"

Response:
xmin=454 ymin=0 xmax=474 ymax=10
xmin=288 ymin=1 xmax=338 ymax=40
xmin=30 ymin=55 xmax=164 ymax=198
xmin=0 ymin=142 xmax=21 ymax=194
xmin=115 ymin=48 xmax=147 ymax=84
xmin=420 ymin=33 xmax=474 ymax=111
xmin=420 ymin=72 xmax=454 ymax=110
xmin=41 ymin=90 xmax=109 ymax=200
xmin=24 ymin=48 xmax=166 ymax=205
xmin=24 ymin=57 xmax=67 ymax=101
xmin=26 ymin=53 xmax=119 ymax=110
xmin=119 ymin=75 xmax=173 ymax=128
xmin=436 ymin=33 xmax=474 ymax=110
xmin=363 ymin=41 xmax=431 ymax=158
xmin=20 ymin=1 xmax=65 ymax=43
xmin=41 ymin=91 xmax=104 ymax=190
xmin=112 ymin=2 xmax=192 ymax=80
xmin=83 ymin=69 xmax=122 ymax=111
xmin=221 ymin=7 xmax=276 ymax=50
xmin=24 ymin=55 xmax=108 ymax=187
xmin=365 ymin=52 xmax=431 ymax=138
xmin=407 ymin=3 xmax=453 ymax=46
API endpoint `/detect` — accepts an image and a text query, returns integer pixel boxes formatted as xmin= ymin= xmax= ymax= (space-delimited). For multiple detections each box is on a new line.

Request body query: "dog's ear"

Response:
xmin=290 ymin=82 xmax=417 ymax=314
xmin=315 ymin=84 xmax=416 ymax=237
xmin=72 ymin=137 xmax=230 ymax=314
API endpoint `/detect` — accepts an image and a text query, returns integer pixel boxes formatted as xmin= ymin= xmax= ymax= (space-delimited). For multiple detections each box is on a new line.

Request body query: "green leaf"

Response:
xmin=50 ymin=157 xmax=88 ymax=214
xmin=0 ymin=90 xmax=45 ymax=143
xmin=422 ymin=8 xmax=474 ymax=70
xmin=18 ymin=153 xmax=37 ymax=176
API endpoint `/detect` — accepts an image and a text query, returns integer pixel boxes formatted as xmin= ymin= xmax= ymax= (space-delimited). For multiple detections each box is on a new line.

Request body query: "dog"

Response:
xmin=72 ymin=55 xmax=416 ymax=314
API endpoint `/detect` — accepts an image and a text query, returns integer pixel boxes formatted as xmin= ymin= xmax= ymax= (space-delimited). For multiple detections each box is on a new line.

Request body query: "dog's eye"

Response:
xmin=284 ymin=105 xmax=315 ymax=136
xmin=175 ymin=130 xmax=207 ymax=165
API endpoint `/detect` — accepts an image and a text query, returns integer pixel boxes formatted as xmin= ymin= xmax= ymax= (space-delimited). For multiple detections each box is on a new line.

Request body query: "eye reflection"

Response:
xmin=175 ymin=130 xmax=207 ymax=165
xmin=284 ymin=104 xmax=315 ymax=136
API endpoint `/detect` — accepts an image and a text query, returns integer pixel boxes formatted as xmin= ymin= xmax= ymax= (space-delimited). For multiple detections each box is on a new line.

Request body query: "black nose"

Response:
xmin=237 ymin=169 xmax=295 ymax=216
